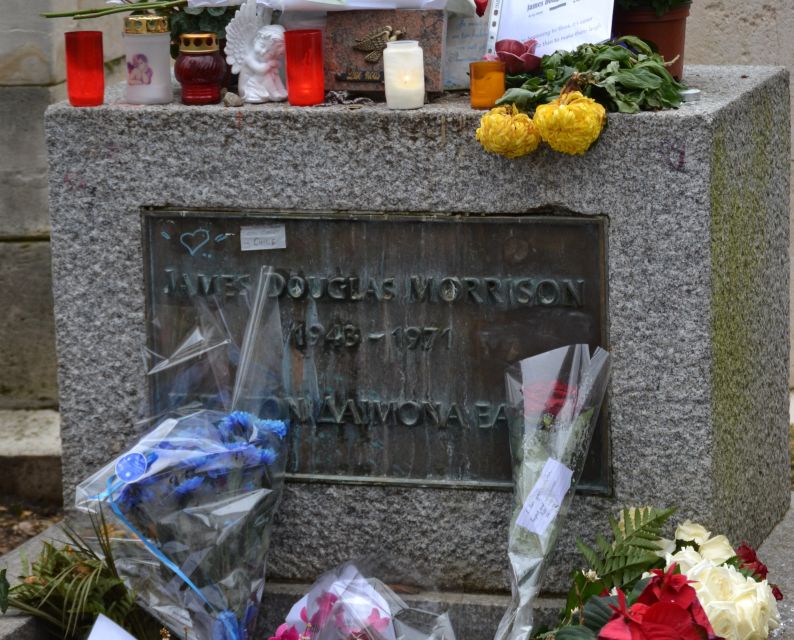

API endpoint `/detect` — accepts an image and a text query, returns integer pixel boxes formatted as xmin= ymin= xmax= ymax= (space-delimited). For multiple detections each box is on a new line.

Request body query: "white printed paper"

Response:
xmin=516 ymin=458 xmax=573 ymax=535
xmin=240 ymin=225 xmax=287 ymax=251
xmin=87 ymin=615 xmax=137 ymax=640
xmin=489 ymin=0 xmax=614 ymax=57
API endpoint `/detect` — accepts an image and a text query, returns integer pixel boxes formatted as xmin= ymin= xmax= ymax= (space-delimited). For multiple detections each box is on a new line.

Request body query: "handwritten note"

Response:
xmin=240 ymin=225 xmax=287 ymax=251
xmin=489 ymin=0 xmax=614 ymax=57
xmin=444 ymin=13 xmax=491 ymax=89
xmin=516 ymin=457 xmax=573 ymax=535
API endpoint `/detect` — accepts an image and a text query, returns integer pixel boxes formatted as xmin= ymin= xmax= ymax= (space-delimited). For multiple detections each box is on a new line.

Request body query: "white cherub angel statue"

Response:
xmin=225 ymin=0 xmax=287 ymax=103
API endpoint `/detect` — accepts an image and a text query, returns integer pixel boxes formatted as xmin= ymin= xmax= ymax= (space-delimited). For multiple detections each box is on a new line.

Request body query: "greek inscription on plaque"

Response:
xmin=144 ymin=211 xmax=608 ymax=491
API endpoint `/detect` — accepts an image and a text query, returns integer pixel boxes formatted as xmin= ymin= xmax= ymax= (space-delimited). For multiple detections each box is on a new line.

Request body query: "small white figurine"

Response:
xmin=225 ymin=0 xmax=287 ymax=103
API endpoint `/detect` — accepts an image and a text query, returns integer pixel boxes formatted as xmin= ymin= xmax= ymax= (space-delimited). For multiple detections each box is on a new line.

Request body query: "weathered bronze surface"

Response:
xmin=143 ymin=210 xmax=609 ymax=491
xmin=353 ymin=26 xmax=407 ymax=63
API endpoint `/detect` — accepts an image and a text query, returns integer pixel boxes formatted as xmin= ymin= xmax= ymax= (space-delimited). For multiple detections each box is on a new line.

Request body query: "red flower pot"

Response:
xmin=613 ymin=4 xmax=690 ymax=81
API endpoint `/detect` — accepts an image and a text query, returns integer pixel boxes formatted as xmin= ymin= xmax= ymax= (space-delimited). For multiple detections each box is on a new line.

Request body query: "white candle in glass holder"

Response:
xmin=383 ymin=40 xmax=425 ymax=110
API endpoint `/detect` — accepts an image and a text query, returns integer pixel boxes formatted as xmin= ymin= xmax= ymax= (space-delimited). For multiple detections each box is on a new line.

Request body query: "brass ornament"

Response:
xmin=353 ymin=26 xmax=406 ymax=63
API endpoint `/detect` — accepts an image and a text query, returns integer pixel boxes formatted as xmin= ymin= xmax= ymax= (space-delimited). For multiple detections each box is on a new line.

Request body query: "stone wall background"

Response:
xmin=686 ymin=1 xmax=794 ymax=383
xmin=0 ymin=1 xmax=792 ymax=411
xmin=0 ymin=0 xmax=123 ymax=409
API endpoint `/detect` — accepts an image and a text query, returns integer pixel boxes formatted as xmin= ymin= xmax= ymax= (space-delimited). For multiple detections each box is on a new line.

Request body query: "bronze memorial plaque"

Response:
xmin=143 ymin=211 xmax=609 ymax=492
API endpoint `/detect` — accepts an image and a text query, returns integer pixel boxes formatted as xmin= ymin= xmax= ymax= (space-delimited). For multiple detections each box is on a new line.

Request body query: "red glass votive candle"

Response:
xmin=174 ymin=33 xmax=227 ymax=105
xmin=65 ymin=31 xmax=104 ymax=107
xmin=284 ymin=30 xmax=324 ymax=107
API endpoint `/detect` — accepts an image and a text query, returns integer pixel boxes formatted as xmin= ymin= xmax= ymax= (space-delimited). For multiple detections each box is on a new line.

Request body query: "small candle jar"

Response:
xmin=124 ymin=15 xmax=172 ymax=105
xmin=382 ymin=40 xmax=425 ymax=110
xmin=64 ymin=31 xmax=104 ymax=107
xmin=469 ymin=61 xmax=505 ymax=110
xmin=284 ymin=29 xmax=325 ymax=106
xmin=174 ymin=33 xmax=227 ymax=105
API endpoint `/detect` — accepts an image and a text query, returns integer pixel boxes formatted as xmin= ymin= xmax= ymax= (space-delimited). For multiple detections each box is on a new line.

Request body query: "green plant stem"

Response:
xmin=42 ymin=0 xmax=186 ymax=19
xmin=6 ymin=598 xmax=65 ymax=629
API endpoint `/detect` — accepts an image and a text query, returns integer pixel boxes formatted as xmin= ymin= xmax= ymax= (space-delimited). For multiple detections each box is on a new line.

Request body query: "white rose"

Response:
xmin=704 ymin=600 xmax=740 ymax=640
xmin=732 ymin=577 xmax=764 ymax=639
xmin=755 ymin=579 xmax=781 ymax=632
xmin=691 ymin=563 xmax=736 ymax=602
xmin=676 ymin=520 xmax=711 ymax=545
xmin=666 ymin=546 xmax=705 ymax=574
xmin=689 ymin=563 xmax=780 ymax=640
xmin=699 ymin=534 xmax=736 ymax=564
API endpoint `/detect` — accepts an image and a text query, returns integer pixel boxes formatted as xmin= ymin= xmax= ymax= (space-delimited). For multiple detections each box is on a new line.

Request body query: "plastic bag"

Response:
xmin=76 ymin=267 xmax=288 ymax=640
xmin=495 ymin=345 xmax=611 ymax=640
xmin=270 ymin=564 xmax=457 ymax=640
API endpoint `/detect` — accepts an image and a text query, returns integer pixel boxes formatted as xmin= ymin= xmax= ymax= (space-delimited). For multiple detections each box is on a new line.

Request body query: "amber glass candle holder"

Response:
xmin=284 ymin=29 xmax=325 ymax=107
xmin=469 ymin=61 xmax=506 ymax=110
xmin=65 ymin=31 xmax=105 ymax=107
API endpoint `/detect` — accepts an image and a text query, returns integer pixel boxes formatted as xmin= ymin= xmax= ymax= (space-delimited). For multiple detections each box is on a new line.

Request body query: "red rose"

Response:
xmin=474 ymin=0 xmax=488 ymax=16
xmin=523 ymin=380 xmax=576 ymax=418
xmin=736 ymin=543 xmax=784 ymax=600
xmin=486 ymin=39 xmax=542 ymax=75
xmin=736 ymin=543 xmax=769 ymax=580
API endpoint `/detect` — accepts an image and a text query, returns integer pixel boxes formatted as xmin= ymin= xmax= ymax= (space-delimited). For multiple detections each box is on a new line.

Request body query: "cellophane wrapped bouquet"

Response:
xmin=76 ymin=267 xmax=288 ymax=640
xmin=496 ymin=344 xmax=611 ymax=640
xmin=270 ymin=564 xmax=457 ymax=640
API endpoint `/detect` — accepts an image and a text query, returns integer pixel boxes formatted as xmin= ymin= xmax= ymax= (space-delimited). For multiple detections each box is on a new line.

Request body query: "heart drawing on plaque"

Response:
xmin=179 ymin=228 xmax=210 ymax=256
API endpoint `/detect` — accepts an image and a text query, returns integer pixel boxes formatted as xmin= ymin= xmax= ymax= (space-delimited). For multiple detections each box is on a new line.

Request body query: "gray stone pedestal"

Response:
xmin=44 ymin=66 xmax=790 ymax=638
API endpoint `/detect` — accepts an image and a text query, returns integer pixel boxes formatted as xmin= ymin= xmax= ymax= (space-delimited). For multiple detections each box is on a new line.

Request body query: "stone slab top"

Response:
xmin=0 ymin=410 xmax=61 ymax=458
xmin=46 ymin=65 xmax=787 ymax=123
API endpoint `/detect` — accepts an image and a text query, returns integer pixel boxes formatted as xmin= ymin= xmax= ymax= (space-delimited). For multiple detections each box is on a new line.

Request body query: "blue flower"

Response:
xmin=213 ymin=610 xmax=242 ymax=640
xmin=116 ymin=481 xmax=157 ymax=510
xmin=178 ymin=454 xmax=210 ymax=473
xmin=173 ymin=476 xmax=204 ymax=497
xmin=259 ymin=447 xmax=278 ymax=466
xmin=218 ymin=411 xmax=256 ymax=442
xmin=255 ymin=419 xmax=288 ymax=440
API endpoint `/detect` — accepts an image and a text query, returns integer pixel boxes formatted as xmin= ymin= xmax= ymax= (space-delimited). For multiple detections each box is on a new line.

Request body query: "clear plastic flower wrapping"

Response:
xmin=270 ymin=563 xmax=457 ymax=640
xmin=495 ymin=345 xmax=611 ymax=640
xmin=76 ymin=266 xmax=288 ymax=640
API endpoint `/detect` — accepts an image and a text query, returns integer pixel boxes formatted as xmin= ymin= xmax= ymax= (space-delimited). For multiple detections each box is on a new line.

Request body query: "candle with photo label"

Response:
xmin=383 ymin=41 xmax=425 ymax=110
xmin=124 ymin=15 xmax=172 ymax=105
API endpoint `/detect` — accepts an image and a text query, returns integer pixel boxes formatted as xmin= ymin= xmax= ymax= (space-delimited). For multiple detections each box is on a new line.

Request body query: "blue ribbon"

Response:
xmin=105 ymin=476 xmax=215 ymax=610
xmin=102 ymin=477 xmax=244 ymax=639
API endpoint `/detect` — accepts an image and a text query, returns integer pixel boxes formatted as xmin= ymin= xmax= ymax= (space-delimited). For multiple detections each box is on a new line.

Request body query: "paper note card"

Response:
xmin=240 ymin=225 xmax=287 ymax=251
xmin=444 ymin=13 xmax=491 ymax=89
xmin=491 ymin=0 xmax=614 ymax=57
xmin=516 ymin=457 xmax=573 ymax=535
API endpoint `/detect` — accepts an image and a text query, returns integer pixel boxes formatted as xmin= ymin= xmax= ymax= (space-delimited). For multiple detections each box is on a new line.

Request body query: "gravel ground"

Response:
xmin=0 ymin=499 xmax=63 ymax=556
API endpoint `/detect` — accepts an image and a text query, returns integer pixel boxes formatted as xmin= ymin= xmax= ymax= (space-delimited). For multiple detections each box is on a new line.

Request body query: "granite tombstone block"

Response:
xmin=45 ymin=66 xmax=790 ymax=638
